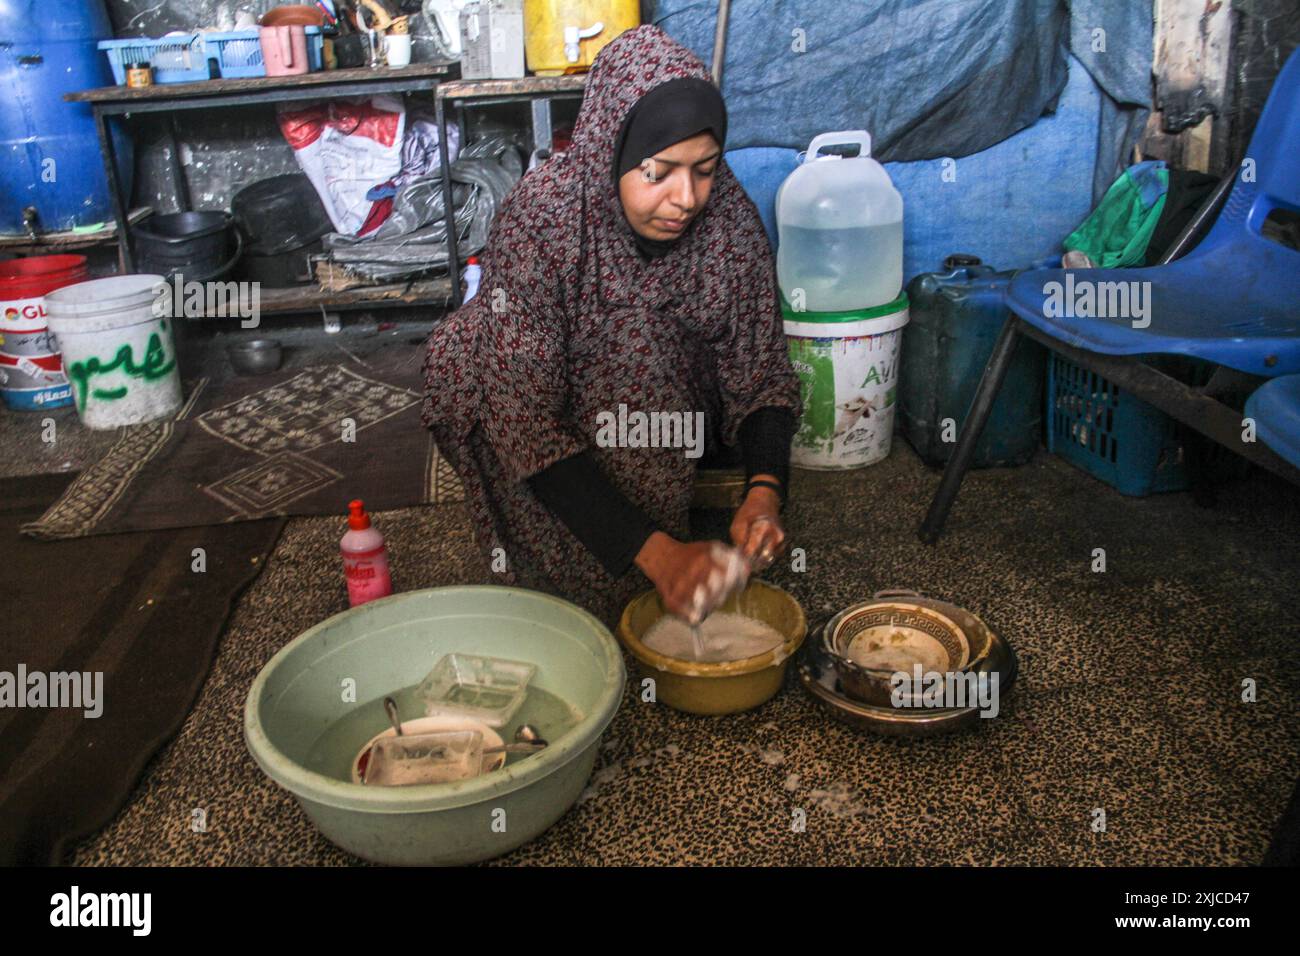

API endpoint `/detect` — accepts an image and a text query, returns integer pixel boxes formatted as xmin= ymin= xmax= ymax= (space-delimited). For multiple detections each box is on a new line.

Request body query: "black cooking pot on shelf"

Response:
xmin=232 ymin=173 xmax=333 ymax=256
xmin=334 ymin=33 xmax=368 ymax=68
xmin=231 ymin=173 xmax=335 ymax=288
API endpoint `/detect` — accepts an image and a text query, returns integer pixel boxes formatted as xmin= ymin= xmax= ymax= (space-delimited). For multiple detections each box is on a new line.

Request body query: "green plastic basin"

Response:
xmin=244 ymin=586 xmax=625 ymax=865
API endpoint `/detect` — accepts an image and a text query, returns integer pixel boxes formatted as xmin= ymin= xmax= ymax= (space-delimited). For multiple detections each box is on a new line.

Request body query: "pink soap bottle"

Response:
xmin=341 ymin=499 xmax=392 ymax=607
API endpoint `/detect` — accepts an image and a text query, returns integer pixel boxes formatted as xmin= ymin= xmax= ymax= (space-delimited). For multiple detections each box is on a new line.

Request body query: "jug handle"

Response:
xmin=804 ymin=130 xmax=872 ymax=163
xmin=279 ymin=25 xmax=294 ymax=69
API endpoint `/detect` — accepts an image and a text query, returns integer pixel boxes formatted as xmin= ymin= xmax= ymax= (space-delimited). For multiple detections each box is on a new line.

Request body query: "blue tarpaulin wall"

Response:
xmin=652 ymin=0 xmax=1153 ymax=278
xmin=727 ymin=54 xmax=1106 ymax=279
xmin=655 ymin=0 xmax=1071 ymax=160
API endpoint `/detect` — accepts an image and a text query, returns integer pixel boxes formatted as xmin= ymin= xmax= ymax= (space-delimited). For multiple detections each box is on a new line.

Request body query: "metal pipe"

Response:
xmin=710 ymin=0 xmax=731 ymax=87
xmin=919 ymin=315 xmax=1024 ymax=544
xmin=435 ymin=94 xmax=461 ymax=310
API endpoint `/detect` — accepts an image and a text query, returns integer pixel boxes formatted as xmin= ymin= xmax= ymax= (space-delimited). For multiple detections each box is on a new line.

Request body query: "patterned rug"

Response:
xmin=22 ymin=344 xmax=464 ymax=540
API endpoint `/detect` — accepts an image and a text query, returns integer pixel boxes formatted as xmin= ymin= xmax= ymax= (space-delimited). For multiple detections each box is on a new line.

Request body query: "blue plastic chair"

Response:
xmin=1002 ymin=48 xmax=1300 ymax=376
xmin=1246 ymin=374 xmax=1300 ymax=469
xmin=920 ymin=48 xmax=1300 ymax=542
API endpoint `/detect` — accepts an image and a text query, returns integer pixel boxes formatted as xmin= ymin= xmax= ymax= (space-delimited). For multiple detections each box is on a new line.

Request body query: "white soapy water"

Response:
xmin=643 ymin=612 xmax=785 ymax=663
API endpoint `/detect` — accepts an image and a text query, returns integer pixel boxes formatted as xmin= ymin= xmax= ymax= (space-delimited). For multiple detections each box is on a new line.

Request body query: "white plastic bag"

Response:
xmin=277 ymin=95 xmax=407 ymax=235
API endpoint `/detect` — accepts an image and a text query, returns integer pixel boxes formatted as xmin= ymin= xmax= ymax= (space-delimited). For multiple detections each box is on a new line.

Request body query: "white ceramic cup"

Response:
xmin=384 ymin=33 xmax=412 ymax=67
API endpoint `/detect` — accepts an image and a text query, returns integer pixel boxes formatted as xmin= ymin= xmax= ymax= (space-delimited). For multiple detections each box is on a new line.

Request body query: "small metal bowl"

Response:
xmin=227 ymin=339 xmax=283 ymax=375
xmin=823 ymin=590 xmax=994 ymax=707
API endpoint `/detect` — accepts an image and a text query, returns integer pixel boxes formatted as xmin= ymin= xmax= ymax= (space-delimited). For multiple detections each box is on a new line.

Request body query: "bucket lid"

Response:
xmin=0 ymin=255 xmax=88 ymax=280
xmin=780 ymin=290 xmax=908 ymax=324
xmin=44 ymin=275 xmax=169 ymax=318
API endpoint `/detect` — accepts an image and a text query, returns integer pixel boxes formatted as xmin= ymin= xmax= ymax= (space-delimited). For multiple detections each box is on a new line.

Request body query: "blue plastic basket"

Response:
xmin=206 ymin=28 xmax=325 ymax=79
xmin=99 ymin=28 xmax=324 ymax=84
xmin=99 ymin=35 xmax=209 ymax=84
xmin=1046 ymin=353 xmax=1207 ymax=496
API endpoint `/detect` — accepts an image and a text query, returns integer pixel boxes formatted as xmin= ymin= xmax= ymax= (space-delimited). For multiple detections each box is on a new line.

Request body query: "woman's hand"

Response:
xmin=635 ymin=532 xmax=743 ymax=624
xmin=730 ymin=480 xmax=785 ymax=572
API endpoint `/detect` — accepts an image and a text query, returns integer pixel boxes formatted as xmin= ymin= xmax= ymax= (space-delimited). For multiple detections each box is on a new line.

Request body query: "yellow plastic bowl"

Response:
xmin=617 ymin=581 xmax=807 ymax=715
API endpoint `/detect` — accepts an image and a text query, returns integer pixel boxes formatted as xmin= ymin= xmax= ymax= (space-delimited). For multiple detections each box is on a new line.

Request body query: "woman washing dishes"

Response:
xmin=421 ymin=26 xmax=800 ymax=627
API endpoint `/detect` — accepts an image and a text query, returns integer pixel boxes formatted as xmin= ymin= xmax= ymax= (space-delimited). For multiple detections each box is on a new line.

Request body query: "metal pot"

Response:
xmin=227 ymin=339 xmax=283 ymax=375
xmin=822 ymin=590 xmax=995 ymax=707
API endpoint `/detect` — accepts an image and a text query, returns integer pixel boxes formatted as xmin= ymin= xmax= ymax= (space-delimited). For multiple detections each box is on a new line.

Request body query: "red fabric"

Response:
xmin=277 ymin=98 xmax=402 ymax=151
xmin=420 ymin=26 xmax=800 ymax=624
xmin=356 ymin=196 xmax=394 ymax=236
xmin=277 ymin=103 xmax=329 ymax=150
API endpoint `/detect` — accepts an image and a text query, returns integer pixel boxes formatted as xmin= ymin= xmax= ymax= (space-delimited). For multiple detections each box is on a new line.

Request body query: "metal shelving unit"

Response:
xmin=64 ymin=67 xmax=589 ymax=317
xmin=434 ymin=75 xmax=587 ymax=309
xmin=64 ymin=63 xmax=456 ymax=314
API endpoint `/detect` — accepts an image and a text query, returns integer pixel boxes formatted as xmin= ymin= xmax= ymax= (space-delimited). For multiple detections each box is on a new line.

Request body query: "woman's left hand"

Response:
xmin=730 ymin=483 xmax=785 ymax=573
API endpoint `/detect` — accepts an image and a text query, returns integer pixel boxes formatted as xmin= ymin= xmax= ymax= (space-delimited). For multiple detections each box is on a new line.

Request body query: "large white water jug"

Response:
xmin=776 ymin=130 xmax=904 ymax=313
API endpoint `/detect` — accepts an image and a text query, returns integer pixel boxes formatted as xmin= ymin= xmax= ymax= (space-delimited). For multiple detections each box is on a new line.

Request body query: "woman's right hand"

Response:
xmin=635 ymin=532 xmax=734 ymax=624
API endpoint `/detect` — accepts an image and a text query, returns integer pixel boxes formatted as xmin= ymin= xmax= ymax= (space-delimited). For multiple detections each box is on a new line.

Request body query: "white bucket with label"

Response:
xmin=783 ymin=292 xmax=909 ymax=470
xmin=44 ymin=275 xmax=182 ymax=430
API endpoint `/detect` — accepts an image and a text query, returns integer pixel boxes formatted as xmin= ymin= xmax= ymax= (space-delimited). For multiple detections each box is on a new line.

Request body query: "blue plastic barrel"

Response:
xmin=0 ymin=0 xmax=131 ymax=235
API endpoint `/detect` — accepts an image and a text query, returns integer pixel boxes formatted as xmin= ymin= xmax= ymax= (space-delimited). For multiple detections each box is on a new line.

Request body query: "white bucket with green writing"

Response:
xmin=44 ymin=275 xmax=181 ymax=430
xmin=783 ymin=292 xmax=909 ymax=470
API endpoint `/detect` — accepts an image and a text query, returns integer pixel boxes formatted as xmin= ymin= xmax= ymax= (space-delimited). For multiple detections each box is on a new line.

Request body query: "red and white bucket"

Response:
xmin=0 ymin=255 xmax=88 ymax=411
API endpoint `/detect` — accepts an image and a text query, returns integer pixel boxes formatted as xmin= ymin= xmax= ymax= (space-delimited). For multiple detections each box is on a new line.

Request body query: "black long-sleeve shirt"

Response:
xmin=527 ymin=407 xmax=796 ymax=577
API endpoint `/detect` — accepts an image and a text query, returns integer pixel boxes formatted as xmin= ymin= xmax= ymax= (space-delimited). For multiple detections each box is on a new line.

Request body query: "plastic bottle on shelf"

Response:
xmin=462 ymin=256 xmax=482 ymax=303
xmin=340 ymin=499 xmax=392 ymax=607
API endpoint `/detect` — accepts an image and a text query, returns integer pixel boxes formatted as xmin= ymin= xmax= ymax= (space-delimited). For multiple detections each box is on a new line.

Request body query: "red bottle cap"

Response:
xmin=466 ymin=256 xmax=480 ymax=265
xmin=348 ymin=499 xmax=371 ymax=530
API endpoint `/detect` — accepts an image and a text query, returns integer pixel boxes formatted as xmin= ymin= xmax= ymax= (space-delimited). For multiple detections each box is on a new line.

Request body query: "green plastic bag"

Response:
xmin=1064 ymin=160 xmax=1169 ymax=268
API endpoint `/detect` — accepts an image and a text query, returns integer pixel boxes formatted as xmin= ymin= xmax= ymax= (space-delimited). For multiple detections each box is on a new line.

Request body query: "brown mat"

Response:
xmin=21 ymin=343 xmax=463 ymax=540
xmin=0 ymin=472 xmax=287 ymax=864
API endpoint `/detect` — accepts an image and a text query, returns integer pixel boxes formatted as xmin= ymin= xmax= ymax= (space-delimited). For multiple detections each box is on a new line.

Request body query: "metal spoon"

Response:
xmin=383 ymin=697 xmax=403 ymax=737
xmin=690 ymin=623 xmax=705 ymax=660
xmin=482 ymin=741 xmax=548 ymax=755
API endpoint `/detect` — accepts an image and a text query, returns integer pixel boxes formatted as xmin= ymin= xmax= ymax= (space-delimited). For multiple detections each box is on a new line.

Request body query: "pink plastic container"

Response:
xmin=259 ymin=24 xmax=310 ymax=76
xmin=341 ymin=499 xmax=393 ymax=607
